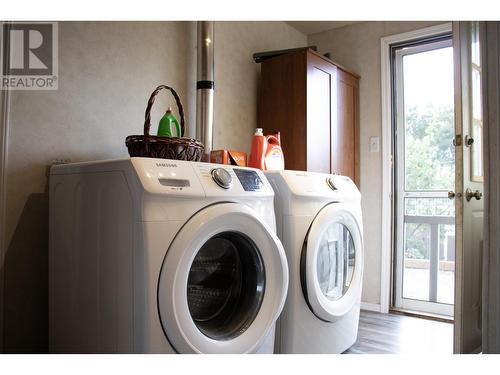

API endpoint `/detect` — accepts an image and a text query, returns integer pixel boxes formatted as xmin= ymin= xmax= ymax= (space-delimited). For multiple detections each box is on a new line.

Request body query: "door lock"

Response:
xmin=448 ymin=191 xmax=455 ymax=200
xmin=464 ymin=135 xmax=474 ymax=147
xmin=465 ymin=188 xmax=482 ymax=201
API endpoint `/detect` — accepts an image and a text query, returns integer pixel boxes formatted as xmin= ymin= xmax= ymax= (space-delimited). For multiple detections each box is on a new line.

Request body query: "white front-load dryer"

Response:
xmin=49 ymin=157 xmax=288 ymax=353
xmin=266 ymin=170 xmax=363 ymax=354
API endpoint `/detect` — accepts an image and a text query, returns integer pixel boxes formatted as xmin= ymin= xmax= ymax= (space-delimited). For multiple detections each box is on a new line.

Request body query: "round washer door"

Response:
xmin=158 ymin=203 xmax=289 ymax=353
xmin=301 ymin=203 xmax=363 ymax=322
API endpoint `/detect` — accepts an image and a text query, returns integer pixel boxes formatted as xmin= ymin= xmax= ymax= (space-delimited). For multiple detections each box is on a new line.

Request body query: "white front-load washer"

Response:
xmin=49 ymin=157 xmax=288 ymax=353
xmin=265 ymin=170 xmax=363 ymax=354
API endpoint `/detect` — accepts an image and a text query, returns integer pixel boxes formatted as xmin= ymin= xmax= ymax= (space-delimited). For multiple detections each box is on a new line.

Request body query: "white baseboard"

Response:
xmin=360 ymin=302 xmax=382 ymax=312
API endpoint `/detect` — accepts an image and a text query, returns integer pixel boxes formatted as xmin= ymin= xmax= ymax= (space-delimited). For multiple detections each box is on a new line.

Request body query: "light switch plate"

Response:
xmin=369 ymin=136 xmax=380 ymax=153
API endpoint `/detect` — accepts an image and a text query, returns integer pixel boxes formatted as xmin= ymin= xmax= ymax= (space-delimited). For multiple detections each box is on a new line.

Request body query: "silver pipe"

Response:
xmin=196 ymin=21 xmax=214 ymax=158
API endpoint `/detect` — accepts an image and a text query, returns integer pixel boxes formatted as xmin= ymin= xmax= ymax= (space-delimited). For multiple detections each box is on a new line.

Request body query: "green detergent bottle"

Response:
xmin=157 ymin=107 xmax=182 ymax=137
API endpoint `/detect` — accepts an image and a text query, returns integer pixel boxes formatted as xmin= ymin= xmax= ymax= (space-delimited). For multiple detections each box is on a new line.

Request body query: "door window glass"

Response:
xmin=316 ymin=222 xmax=355 ymax=301
xmin=403 ymin=46 xmax=455 ymax=192
xmin=470 ymin=21 xmax=484 ymax=181
xmin=393 ymin=37 xmax=455 ymax=317
xmin=186 ymin=231 xmax=265 ymax=340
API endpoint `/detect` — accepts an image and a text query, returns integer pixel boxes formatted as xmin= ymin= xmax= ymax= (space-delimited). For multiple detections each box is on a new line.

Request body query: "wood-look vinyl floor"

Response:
xmin=343 ymin=310 xmax=453 ymax=354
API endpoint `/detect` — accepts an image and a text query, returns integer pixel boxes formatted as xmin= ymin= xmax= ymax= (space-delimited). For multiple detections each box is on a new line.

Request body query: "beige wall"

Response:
xmin=308 ymin=21 xmax=443 ymax=306
xmin=214 ymin=22 xmax=306 ymax=153
xmin=1 ymin=21 xmax=306 ymax=352
xmin=2 ymin=21 xmax=191 ymax=353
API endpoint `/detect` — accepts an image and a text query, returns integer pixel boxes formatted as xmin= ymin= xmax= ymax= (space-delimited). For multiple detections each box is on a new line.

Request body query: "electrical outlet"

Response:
xmin=369 ymin=137 xmax=380 ymax=153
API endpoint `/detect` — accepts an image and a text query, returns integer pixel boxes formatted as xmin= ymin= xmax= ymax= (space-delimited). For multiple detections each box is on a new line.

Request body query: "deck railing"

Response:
xmin=404 ymin=214 xmax=455 ymax=303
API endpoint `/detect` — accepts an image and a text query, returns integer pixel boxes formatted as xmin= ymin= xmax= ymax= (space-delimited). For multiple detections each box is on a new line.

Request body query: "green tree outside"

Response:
xmin=403 ymin=104 xmax=455 ymax=260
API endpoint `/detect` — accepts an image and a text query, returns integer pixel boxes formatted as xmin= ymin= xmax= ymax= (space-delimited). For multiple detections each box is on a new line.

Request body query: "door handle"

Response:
xmin=465 ymin=188 xmax=482 ymax=201
xmin=448 ymin=191 xmax=455 ymax=199
xmin=453 ymin=134 xmax=462 ymax=146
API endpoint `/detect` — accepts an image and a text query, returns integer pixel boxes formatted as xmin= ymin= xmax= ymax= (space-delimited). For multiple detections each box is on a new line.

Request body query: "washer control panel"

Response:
xmin=233 ymin=169 xmax=264 ymax=192
xmin=194 ymin=162 xmax=272 ymax=196
xmin=211 ymin=168 xmax=233 ymax=189
xmin=265 ymin=169 xmax=360 ymax=200
xmin=130 ymin=158 xmax=273 ymax=197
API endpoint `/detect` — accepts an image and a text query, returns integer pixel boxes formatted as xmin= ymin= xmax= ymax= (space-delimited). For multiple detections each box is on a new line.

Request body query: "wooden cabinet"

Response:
xmin=259 ymin=48 xmax=360 ymax=186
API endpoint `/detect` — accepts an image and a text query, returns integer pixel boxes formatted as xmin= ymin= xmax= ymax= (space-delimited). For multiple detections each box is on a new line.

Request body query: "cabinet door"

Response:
xmin=260 ymin=52 xmax=308 ymax=171
xmin=335 ymin=70 xmax=359 ymax=184
xmin=306 ymin=53 xmax=337 ymax=173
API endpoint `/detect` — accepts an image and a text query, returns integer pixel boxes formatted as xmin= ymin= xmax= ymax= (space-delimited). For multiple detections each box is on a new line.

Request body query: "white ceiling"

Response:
xmin=286 ymin=21 xmax=359 ymax=36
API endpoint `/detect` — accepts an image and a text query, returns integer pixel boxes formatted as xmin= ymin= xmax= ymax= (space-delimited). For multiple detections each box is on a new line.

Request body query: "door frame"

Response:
xmin=380 ymin=22 xmax=452 ymax=314
xmin=482 ymin=21 xmax=500 ymax=354
xmin=392 ymin=38 xmax=454 ymax=317
xmin=0 ymin=79 xmax=11 ymax=354
xmin=0 ymin=21 xmax=12 ymax=353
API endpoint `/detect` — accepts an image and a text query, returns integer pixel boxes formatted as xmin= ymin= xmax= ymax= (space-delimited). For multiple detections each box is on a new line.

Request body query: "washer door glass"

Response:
xmin=316 ymin=223 xmax=355 ymax=301
xmin=157 ymin=202 xmax=288 ymax=353
xmin=301 ymin=204 xmax=363 ymax=322
xmin=187 ymin=231 xmax=265 ymax=340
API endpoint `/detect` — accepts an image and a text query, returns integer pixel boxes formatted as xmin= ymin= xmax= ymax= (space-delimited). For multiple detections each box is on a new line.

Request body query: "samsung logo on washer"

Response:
xmin=156 ymin=162 xmax=178 ymax=168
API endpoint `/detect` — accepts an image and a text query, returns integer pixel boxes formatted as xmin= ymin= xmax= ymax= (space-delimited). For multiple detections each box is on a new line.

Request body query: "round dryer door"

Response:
xmin=157 ymin=203 xmax=288 ymax=353
xmin=301 ymin=203 xmax=363 ymax=322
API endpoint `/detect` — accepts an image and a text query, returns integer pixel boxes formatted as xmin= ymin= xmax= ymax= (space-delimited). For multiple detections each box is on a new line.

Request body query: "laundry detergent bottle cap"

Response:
xmin=157 ymin=107 xmax=182 ymax=137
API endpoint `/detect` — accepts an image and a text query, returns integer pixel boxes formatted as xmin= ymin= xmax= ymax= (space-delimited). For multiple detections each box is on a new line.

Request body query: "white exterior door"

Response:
xmin=453 ymin=21 xmax=485 ymax=354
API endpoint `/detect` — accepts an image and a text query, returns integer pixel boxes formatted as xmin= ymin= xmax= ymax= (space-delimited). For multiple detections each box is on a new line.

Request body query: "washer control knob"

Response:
xmin=326 ymin=177 xmax=337 ymax=191
xmin=211 ymin=168 xmax=233 ymax=189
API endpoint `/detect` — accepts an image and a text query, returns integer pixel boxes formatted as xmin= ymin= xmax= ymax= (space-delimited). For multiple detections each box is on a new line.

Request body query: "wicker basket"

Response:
xmin=125 ymin=85 xmax=204 ymax=161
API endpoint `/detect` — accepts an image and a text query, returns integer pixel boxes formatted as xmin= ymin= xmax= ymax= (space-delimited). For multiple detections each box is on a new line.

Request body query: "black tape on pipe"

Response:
xmin=196 ymin=80 xmax=215 ymax=90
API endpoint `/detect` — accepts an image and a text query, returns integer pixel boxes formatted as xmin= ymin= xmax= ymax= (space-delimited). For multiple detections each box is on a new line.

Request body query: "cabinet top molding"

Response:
xmin=256 ymin=47 xmax=360 ymax=79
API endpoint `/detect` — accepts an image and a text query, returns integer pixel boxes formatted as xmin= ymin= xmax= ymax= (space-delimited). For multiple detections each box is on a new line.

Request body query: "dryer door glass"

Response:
xmin=187 ymin=231 xmax=266 ymax=340
xmin=316 ymin=223 xmax=355 ymax=301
